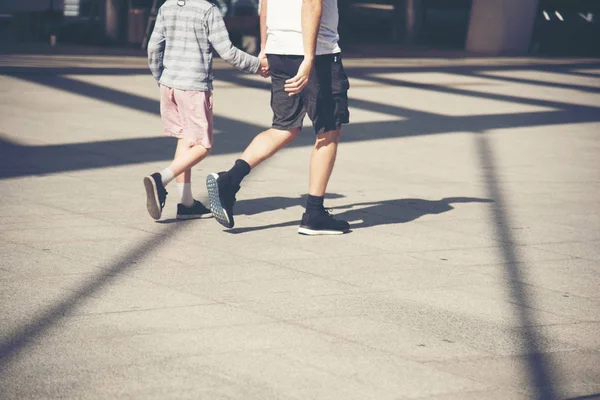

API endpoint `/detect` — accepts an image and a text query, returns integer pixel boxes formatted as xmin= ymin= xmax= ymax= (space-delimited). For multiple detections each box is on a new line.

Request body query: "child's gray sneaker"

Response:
xmin=143 ymin=173 xmax=168 ymax=220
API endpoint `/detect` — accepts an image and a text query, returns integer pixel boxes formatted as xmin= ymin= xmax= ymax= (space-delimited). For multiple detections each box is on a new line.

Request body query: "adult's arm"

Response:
xmin=259 ymin=0 xmax=268 ymax=55
xmin=284 ymin=0 xmax=322 ymax=96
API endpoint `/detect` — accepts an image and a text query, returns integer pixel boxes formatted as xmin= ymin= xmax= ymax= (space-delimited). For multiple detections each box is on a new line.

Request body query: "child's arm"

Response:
xmin=205 ymin=6 xmax=260 ymax=75
xmin=147 ymin=9 xmax=166 ymax=84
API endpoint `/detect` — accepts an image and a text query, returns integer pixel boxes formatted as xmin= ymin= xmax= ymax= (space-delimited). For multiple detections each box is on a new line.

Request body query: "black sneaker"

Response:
xmin=206 ymin=172 xmax=238 ymax=228
xmin=176 ymin=200 xmax=213 ymax=220
xmin=298 ymin=210 xmax=351 ymax=235
xmin=143 ymin=173 xmax=168 ymax=220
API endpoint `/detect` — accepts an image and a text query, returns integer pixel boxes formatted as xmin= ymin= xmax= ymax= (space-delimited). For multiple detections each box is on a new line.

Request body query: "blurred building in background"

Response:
xmin=0 ymin=0 xmax=598 ymax=55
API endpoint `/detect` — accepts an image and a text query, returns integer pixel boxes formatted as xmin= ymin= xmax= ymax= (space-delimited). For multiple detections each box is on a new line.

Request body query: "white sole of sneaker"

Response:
xmin=176 ymin=213 xmax=214 ymax=220
xmin=206 ymin=173 xmax=232 ymax=228
xmin=143 ymin=176 xmax=161 ymax=220
xmin=297 ymin=227 xmax=349 ymax=236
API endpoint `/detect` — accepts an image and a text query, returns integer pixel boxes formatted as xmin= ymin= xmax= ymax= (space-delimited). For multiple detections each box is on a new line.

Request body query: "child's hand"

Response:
xmin=258 ymin=53 xmax=270 ymax=78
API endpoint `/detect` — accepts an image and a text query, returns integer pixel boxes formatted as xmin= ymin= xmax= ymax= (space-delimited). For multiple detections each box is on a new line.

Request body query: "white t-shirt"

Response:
xmin=264 ymin=0 xmax=341 ymax=56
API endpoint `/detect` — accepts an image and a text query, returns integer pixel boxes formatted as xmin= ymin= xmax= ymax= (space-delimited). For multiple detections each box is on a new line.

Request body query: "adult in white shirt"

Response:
xmin=207 ymin=0 xmax=351 ymax=235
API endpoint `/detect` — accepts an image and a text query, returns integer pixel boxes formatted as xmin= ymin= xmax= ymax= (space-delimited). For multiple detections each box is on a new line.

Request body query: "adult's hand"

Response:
xmin=284 ymin=58 xmax=313 ymax=96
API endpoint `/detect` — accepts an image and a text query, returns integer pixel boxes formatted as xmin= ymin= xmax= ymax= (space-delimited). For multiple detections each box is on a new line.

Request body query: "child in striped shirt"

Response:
xmin=143 ymin=0 xmax=268 ymax=221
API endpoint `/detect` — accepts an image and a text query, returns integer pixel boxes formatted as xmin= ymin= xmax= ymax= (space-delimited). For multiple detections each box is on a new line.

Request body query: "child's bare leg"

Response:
xmin=156 ymin=139 xmax=211 ymax=208
xmin=168 ymin=139 xmax=193 ymax=207
xmin=168 ymin=139 xmax=210 ymax=178
xmin=173 ymin=139 xmax=193 ymax=184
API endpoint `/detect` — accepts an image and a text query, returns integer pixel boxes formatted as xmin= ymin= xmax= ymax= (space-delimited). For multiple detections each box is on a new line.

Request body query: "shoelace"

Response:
xmin=160 ymin=188 xmax=168 ymax=208
xmin=324 ymin=208 xmax=333 ymax=216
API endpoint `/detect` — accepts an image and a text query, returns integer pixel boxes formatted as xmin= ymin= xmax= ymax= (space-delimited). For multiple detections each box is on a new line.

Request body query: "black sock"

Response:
xmin=306 ymin=195 xmax=325 ymax=214
xmin=227 ymin=159 xmax=251 ymax=188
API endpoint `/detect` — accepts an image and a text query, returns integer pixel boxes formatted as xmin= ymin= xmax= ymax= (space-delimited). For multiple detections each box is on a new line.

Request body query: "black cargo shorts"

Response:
xmin=266 ymin=53 xmax=350 ymax=134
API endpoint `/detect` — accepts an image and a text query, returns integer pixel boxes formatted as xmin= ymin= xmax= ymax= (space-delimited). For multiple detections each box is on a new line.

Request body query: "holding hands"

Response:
xmin=258 ymin=52 xmax=270 ymax=78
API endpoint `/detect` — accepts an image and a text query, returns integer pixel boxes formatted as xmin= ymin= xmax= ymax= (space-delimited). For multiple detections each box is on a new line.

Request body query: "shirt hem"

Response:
xmin=264 ymin=46 xmax=342 ymax=56
xmin=158 ymin=80 xmax=213 ymax=92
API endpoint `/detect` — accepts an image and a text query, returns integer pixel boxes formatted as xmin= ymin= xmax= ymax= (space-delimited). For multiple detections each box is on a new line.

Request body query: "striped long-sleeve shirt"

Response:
xmin=148 ymin=0 xmax=260 ymax=91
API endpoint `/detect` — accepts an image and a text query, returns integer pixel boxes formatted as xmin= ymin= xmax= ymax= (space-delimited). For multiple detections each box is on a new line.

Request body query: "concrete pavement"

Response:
xmin=1 ymin=49 xmax=599 ymax=399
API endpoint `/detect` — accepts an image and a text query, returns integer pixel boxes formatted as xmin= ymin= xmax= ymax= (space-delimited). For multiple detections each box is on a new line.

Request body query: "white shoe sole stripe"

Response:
xmin=297 ymin=227 xmax=348 ymax=236
xmin=176 ymin=214 xmax=214 ymax=220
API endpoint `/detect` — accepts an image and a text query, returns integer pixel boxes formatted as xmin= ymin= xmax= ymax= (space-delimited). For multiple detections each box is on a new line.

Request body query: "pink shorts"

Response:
xmin=160 ymin=85 xmax=213 ymax=149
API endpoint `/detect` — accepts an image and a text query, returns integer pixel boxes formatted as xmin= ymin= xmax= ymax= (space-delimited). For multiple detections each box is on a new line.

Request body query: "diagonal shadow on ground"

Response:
xmin=565 ymin=394 xmax=600 ymax=400
xmin=217 ymin=63 xmax=600 ymax=106
xmin=224 ymin=196 xmax=491 ymax=234
xmin=476 ymin=129 xmax=559 ymax=399
xmin=2 ymin=61 xmax=600 ymax=180
xmin=234 ymin=193 xmax=346 ymax=216
xmin=0 ymin=221 xmax=189 ymax=370
xmin=1 ymin=58 xmax=598 ymax=398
